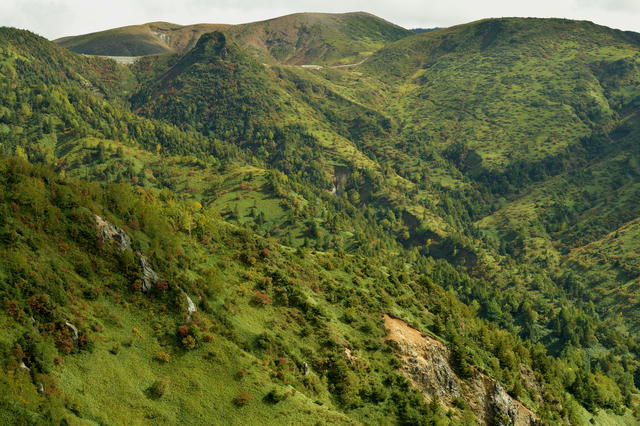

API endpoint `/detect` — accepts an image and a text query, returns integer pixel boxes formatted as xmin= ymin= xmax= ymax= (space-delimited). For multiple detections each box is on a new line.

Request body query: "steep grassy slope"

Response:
xmin=6 ymin=19 xmax=640 ymax=424
xmin=0 ymin=27 xmax=136 ymax=102
xmin=0 ymin=157 xmax=585 ymax=425
xmin=54 ymin=22 xmax=229 ymax=56
xmin=55 ymin=12 xmax=412 ymax=66
xmin=364 ymin=18 xmax=640 ymax=172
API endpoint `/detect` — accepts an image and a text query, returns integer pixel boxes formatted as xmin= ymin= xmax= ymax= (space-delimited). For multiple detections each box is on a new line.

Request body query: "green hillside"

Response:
xmin=4 ymin=15 xmax=640 ymax=425
xmin=54 ymin=12 xmax=413 ymax=66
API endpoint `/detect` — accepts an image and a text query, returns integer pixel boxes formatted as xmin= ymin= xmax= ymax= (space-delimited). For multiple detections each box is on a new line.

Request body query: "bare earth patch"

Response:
xmin=383 ymin=314 xmax=541 ymax=426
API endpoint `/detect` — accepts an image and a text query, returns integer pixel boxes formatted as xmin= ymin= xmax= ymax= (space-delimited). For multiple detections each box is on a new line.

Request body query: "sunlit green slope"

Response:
xmin=6 ymin=18 xmax=640 ymax=425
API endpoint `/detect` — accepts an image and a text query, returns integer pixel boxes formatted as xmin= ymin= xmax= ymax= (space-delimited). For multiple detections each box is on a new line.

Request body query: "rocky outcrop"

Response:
xmin=65 ymin=321 xmax=79 ymax=348
xmin=95 ymin=215 xmax=162 ymax=294
xmin=384 ymin=314 xmax=539 ymax=426
xmin=139 ymin=255 xmax=159 ymax=293
xmin=94 ymin=216 xmax=196 ymax=317
xmin=95 ymin=215 xmax=132 ymax=251
xmin=488 ymin=380 xmax=537 ymax=426
xmin=180 ymin=289 xmax=198 ymax=321
xmin=185 ymin=292 xmax=197 ymax=319
xmin=176 ymin=287 xmax=197 ymax=321
xmin=29 ymin=316 xmax=39 ymax=335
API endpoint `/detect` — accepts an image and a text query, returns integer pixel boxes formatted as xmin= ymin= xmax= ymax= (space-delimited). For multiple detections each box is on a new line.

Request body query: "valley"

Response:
xmin=1 ymin=12 xmax=640 ymax=425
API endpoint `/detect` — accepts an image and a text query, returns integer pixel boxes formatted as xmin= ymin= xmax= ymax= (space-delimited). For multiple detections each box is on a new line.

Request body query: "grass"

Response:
xmin=575 ymin=403 xmax=638 ymax=426
xmin=6 ymin=18 xmax=640 ymax=423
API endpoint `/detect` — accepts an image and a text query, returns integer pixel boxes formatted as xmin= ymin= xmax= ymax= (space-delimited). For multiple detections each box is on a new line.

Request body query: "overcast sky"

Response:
xmin=1 ymin=0 xmax=639 ymax=40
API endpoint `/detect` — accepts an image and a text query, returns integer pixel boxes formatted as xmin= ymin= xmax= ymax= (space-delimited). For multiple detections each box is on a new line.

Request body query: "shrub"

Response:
xmin=182 ymin=335 xmax=196 ymax=350
xmin=452 ymin=396 xmax=466 ymax=409
xmin=233 ymin=391 xmax=252 ymax=406
xmin=253 ymin=290 xmax=272 ymax=306
xmin=155 ymin=351 xmax=170 ymax=362
xmin=150 ymin=377 xmax=170 ymax=397
xmin=266 ymin=388 xmax=288 ymax=403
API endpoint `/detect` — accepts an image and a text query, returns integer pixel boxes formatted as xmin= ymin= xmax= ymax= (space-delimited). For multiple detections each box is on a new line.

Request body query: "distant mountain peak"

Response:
xmin=54 ymin=12 xmax=413 ymax=65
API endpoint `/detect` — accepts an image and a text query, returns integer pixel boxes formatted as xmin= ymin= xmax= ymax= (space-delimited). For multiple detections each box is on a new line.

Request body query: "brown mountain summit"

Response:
xmin=54 ymin=12 xmax=412 ymax=65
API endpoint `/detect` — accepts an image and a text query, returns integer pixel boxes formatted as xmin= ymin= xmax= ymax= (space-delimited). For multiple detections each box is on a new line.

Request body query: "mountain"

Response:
xmin=410 ymin=28 xmax=444 ymax=34
xmin=54 ymin=22 xmax=228 ymax=56
xmin=4 ymin=14 xmax=640 ymax=425
xmin=54 ymin=12 xmax=413 ymax=65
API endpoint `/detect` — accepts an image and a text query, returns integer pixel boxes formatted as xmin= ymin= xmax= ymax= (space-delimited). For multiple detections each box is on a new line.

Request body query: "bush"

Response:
xmin=182 ymin=335 xmax=196 ymax=350
xmin=266 ymin=388 xmax=288 ymax=403
xmin=150 ymin=377 xmax=170 ymax=397
xmin=452 ymin=396 xmax=466 ymax=409
xmin=154 ymin=351 xmax=170 ymax=362
xmin=253 ymin=290 xmax=272 ymax=305
xmin=233 ymin=391 xmax=252 ymax=406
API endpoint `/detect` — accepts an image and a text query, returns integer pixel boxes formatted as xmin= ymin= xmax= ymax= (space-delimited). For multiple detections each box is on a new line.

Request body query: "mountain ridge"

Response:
xmin=54 ymin=12 xmax=413 ymax=65
xmin=4 ymin=16 xmax=640 ymax=425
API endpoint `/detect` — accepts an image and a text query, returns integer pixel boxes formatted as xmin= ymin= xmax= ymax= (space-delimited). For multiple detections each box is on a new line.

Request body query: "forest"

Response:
xmin=2 ymin=14 xmax=640 ymax=425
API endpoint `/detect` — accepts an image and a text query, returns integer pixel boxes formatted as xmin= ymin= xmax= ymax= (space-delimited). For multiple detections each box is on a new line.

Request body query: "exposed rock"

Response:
xmin=384 ymin=314 xmax=539 ymax=426
xmin=344 ymin=348 xmax=358 ymax=363
xmin=65 ymin=321 xmax=79 ymax=348
xmin=29 ymin=316 xmax=39 ymax=335
xmin=178 ymin=287 xmax=197 ymax=321
xmin=19 ymin=361 xmax=30 ymax=373
xmin=185 ymin=293 xmax=197 ymax=318
xmin=488 ymin=380 xmax=537 ymax=426
xmin=95 ymin=215 xmax=131 ymax=251
xmin=303 ymin=362 xmax=310 ymax=376
xmin=519 ymin=364 xmax=544 ymax=405
xmin=139 ymin=255 xmax=159 ymax=293
xmin=95 ymin=214 xmax=162 ymax=294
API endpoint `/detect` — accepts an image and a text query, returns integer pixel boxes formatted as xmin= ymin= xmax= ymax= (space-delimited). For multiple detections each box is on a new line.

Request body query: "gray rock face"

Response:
xmin=29 ymin=316 xmax=39 ymax=335
xmin=139 ymin=255 xmax=159 ymax=293
xmin=185 ymin=293 xmax=197 ymax=318
xmin=400 ymin=340 xmax=463 ymax=400
xmin=178 ymin=287 xmax=197 ymax=321
xmin=95 ymin=215 xmax=131 ymax=251
xmin=489 ymin=381 xmax=519 ymax=426
xmin=65 ymin=321 xmax=79 ymax=348
xmin=95 ymin=214 xmax=161 ymax=294
xmin=384 ymin=315 xmax=539 ymax=426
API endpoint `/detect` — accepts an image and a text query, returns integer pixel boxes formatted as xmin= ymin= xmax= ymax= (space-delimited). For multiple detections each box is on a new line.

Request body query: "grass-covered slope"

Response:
xmin=6 ymin=19 xmax=640 ymax=424
xmin=364 ymin=18 xmax=640 ymax=173
xmin=0 ymin=156 xmax=603 ymax=426
xmin=231 ymin=12 xmax=412 ymax=65
xmin=54 ymin=22 xmax=229 ymax=57
xmin=55 ymin=12 xmax=413 ymax=66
